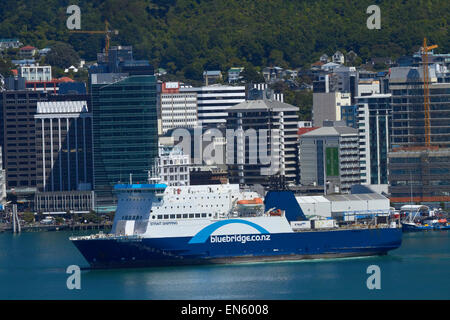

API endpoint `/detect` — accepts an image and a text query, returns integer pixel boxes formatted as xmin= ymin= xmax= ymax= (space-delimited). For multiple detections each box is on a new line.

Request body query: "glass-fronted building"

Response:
xmin=90 ymin=73 xmax=158 ymax=210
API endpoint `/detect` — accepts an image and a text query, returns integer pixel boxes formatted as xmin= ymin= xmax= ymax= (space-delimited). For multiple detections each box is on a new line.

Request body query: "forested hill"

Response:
xmin=0 ymin=0 xmax=448 ymax=80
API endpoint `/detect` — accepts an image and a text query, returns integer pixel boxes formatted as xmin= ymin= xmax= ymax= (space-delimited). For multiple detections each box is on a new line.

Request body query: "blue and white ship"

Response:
xmin=70 ymin=182 xmax=402 ymax=269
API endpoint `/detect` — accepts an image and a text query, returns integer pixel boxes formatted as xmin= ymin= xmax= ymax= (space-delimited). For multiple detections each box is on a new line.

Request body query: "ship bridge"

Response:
xmin=112 ymin=183 xmax=167 ymax=235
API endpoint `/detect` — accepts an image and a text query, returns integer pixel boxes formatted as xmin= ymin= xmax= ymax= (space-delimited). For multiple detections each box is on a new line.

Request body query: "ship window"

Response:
xmin=183 ymin=214 xmax=188 ymax=218
xmin=189 ymin=214 xmax=194 ymax=218
xmin=208 ymin=214 xmax=212 ymax=217
xmin=176 ymin=214 xmax=182 ymax=219
xmin=164 ymin=215 xmax=169 ymax=219
xmin=201 ymin=213 xmax=207 ymax=218
xmin=157 ymin=215 xmax=162 ymax=220
xmin=195 ymin=213 xmax=200 ymax=218
xmin=170 ymin=214 xmax=175 ymax=219
xmin=152 ymin=216 xmax=156 ymax=219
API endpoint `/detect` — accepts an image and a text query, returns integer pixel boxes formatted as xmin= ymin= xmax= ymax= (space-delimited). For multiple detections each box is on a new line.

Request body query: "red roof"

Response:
xmin=20 ymin=45 xmax=36 ymax=51
xmin=298 ymin=127 xmax=319 ymax=136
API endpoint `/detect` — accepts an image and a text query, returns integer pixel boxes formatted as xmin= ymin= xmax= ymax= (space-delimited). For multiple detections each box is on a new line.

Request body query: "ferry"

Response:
xmin=70 ymin=183 xmax=402 ymax=269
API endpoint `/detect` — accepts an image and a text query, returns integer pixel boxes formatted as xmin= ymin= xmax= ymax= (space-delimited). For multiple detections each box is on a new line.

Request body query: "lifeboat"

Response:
xmin=237 ymin=198 xmax=263 ymax=206
xmin=236 ymin=198 xmax=264 ymax=213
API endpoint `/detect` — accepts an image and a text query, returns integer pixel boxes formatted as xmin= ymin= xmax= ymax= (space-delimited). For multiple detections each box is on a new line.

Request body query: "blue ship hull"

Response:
xmin=72 ymin=228 xmax=402 ymax=269
xmin=401 ymin=223 xmax=434 ymax=232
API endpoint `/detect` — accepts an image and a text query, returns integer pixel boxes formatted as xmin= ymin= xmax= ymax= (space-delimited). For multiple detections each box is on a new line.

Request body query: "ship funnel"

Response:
xmin=264 ymin=190 xmax=307 ymax=222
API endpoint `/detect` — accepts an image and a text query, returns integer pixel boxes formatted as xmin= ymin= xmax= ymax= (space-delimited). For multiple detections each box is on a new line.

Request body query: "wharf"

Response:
xmin=0 ymin=222 xmax=112 ymax=233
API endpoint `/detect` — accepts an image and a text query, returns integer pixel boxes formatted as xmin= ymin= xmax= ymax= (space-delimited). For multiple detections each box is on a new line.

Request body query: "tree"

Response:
xmin=45 ymin=42 xmax=80 ymax=69
xmin=0 ymin=58 xmax=14 ymax=76
xmin=241 ymin=65 xmax=265 ymax=84
xmin=21 ymin=212 xmax=35 ymax=224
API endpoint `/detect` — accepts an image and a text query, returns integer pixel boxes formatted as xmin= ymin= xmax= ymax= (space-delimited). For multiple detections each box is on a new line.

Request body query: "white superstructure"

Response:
xmin=112 ymin=184 xmax=270 ymax=237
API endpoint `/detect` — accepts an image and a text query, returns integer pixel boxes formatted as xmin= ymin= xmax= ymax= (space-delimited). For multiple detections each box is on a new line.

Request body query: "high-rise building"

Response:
xmin=226 ymin=99 xmax=299 ymax=185
xmin=34 ymin=101 xmax=93 ymax=192
xmin=388 ymin=147 xmax=450 ymax=207
xmin=356 ymin=94 xmax=392 ymax=187
xmin=90 ymin=73 xmax=158 ymax=210
xmin=299 ymin=123 xmax=360 ymax=194
xmin=1 ymin=90 xmax=48 ymax=189
xmin=180 ymin=85 xmax=246 ymax=128
xmin=160 ymin=82 xmax=198 ymax=134
xmin=389 ymin=66 xmax=450 ymax=148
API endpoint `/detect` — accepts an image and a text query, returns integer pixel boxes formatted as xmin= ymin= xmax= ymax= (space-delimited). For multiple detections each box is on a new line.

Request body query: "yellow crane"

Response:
xmin=69 ymin=20 xmax=119 ymax=61
xmin=421 ymin=38 xmax=438 ymax=148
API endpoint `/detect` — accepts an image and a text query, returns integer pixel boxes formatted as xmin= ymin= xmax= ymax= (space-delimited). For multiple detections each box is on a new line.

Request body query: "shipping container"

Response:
xmin=312 ymin=219 xmax=336 ymax=229
xmin=291 ymin=221 xmax=311 ymax=230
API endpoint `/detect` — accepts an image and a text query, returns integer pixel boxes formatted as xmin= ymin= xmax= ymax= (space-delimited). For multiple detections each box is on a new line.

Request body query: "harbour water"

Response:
xmin=0 ymin=230 xmax=449 ymax=300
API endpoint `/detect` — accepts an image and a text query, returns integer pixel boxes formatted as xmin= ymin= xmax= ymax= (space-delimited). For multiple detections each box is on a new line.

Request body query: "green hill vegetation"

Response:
xmin=0 ymin=0 xmax=448 ymax=81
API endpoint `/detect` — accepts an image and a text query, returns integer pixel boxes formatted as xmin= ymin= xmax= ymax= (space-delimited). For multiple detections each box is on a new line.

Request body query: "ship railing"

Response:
xmin=69 ymin=233 xmax=142 ymax=241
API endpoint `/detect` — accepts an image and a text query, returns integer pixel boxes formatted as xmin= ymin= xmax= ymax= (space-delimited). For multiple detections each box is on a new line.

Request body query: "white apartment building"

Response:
xmin=157 ymin=145 xmax=191 ymax=186
xmin=18 ymin=64 xmax=52 ymax=81
xmin=356 ymin=93 xmax=392 ymax=187
xmin=180 ymin=84 xmax=246 ymax=127
xmin=161 ymin=91 xmax=198 ymax=133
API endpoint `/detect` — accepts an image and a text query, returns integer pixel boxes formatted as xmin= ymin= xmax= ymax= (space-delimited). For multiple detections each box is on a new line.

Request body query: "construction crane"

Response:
xmin=69 ymin=20 xmax=119 ymax=61
xmin=421 ymin=38 xmax=438 ymax=148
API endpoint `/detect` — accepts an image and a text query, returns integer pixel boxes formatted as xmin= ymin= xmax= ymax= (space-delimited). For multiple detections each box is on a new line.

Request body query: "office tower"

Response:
xmin=1 ymin=90 xmax=48 ymax=189
xmin=180 ymin=85 xmax=246 ymax=128
xmin=226 ymin=99 xmax=299 ymax=185
xmin=34 ymin=100 xmax=94 ymax=214
xmin=299 ymin=123 xmax=360 ymax=194
xmin=160 ymin=82 xmax=198 ymax=133
xmin=355 ymin=94 xmax=392 ymax=186
xmin=34 ymin=101 xmax=93 ymax=192
xmin=389 ymin=67 xmax=450 ymax=148
xmin=90 ymin=73 xmax=158 ymax=210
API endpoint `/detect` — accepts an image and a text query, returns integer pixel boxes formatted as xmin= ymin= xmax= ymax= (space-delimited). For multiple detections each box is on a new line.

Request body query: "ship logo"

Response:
xmin=188 ymin=219 xmax=270 ymax=244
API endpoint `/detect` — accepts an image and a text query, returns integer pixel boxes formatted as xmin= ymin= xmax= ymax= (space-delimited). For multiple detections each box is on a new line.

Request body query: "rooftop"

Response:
xmin=227 ymin=99 xmax=298 ymax=112
xmin=36 ymin=101 xmax=88 ymax=114
xmin=301 ymin=126 xmax=357 ymax=137
xmin=20 ymin=45 xmax=36 ymax=50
